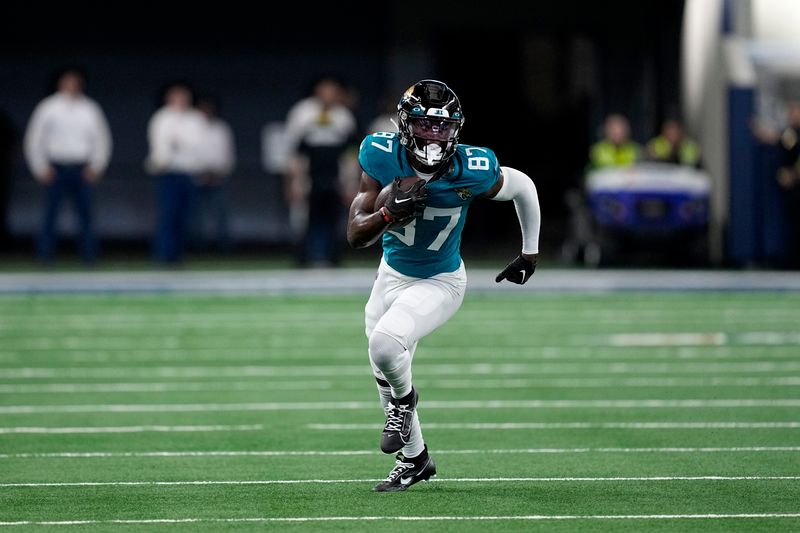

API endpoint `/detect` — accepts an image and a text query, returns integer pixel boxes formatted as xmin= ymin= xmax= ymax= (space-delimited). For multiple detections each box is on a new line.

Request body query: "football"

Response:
xmin=374 ymin=176 xmax=425 ymax=211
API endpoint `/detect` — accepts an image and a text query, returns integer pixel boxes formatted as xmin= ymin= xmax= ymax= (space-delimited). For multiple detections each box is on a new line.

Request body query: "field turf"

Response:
xmin=1 ymin=291 xmax=799 ymax=531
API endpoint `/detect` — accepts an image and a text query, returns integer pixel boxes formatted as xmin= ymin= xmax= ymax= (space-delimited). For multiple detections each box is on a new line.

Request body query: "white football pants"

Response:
xmin=364 ymin=257 xmax=466 ymax=457
xmin=365 ymin=257 xmax=467 ymax=380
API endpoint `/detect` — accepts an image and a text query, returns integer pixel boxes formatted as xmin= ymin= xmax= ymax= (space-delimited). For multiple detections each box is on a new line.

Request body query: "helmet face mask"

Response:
xmin=407 ymin=116 xmax=459 ymax=166
xmin=397 ymin=80 xmax=464 ymax=169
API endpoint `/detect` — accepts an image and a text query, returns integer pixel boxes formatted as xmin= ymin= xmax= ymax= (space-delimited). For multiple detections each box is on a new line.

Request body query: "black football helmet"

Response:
xmin=397 ymin=80 xmax=464 ymax=168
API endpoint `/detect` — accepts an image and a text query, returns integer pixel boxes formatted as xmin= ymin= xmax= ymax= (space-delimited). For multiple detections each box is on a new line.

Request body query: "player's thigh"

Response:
xmin=373 ymin=279 xmax=464 ymax=349
xmin=364 ymin=270 xmax=391 ymax=338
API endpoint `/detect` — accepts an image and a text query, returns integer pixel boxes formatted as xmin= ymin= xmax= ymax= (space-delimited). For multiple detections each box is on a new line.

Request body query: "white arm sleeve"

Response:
xmin=489 ymin=166 xmax=541 ymax=255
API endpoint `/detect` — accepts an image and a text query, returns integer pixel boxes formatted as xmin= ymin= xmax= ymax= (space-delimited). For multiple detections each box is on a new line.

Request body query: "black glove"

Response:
xmin=384 ymin=178 xmax=427 ymax=227
xmin=495 ymin=255 xmax=537 ymax=285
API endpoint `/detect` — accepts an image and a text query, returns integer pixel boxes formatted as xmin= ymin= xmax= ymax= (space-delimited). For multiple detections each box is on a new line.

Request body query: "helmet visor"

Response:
xmin=408 ymin=117 xmax=458 ymax=142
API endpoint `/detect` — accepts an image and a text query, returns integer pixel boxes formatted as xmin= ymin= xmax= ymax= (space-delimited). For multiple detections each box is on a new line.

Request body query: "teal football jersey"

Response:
xmin=358 ymin=131 xmax=500 ymax=278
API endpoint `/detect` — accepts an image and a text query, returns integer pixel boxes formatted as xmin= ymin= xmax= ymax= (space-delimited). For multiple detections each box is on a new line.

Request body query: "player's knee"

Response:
xmin=368 ymin=330 xmax=406 ymax=369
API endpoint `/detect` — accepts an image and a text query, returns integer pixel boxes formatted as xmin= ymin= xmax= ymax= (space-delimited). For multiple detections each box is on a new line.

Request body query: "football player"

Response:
xmin=347 ymin=80 xmax=541 ymax=492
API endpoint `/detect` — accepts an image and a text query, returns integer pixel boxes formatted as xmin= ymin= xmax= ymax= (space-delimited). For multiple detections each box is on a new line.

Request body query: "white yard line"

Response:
xmin=605 ymin=332 xmax=800 ymax=347
xmin=427 ymin=376 xmax=800 ymax=388
xmin=2 ymin=376 xmax=800 ymax=394
xmin=2 ymin=447 xmax=799 ymax=459
xmin=2 ymin=399 xmax=799 ymax=414
xmin=3 ymin=330 xmax=800 ymax=350
xmin=0 ymin=308 xmax=795 ymax=322
xmin=309 ymin=421 xmax=800 ymax=430
xmin=0 ymin=314 xmax=794 ymax=326
xmin=0 ymin=381 xmax=330 ymax=393
xmin=0 ymin=425 xmax=263 ymax=434
xmin=1 ymin=514 xmax=800 ymax=525
xmin=607 ymin=333 xmax=728 ymax=346
xmin=0 ymin=365 xmax=377 ymax=379
xmin=4 ymin=361 xmax=800 ymax=380
xmin=2 ymin=476 xmax=800 ymax=488
xmin=4 ymin=347 xmax=800 ymax=365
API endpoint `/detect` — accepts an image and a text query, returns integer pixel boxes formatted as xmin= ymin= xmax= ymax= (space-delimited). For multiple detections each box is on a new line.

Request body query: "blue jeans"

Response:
xmin=189 ymin=184 xmax=231 ymax=252
xmin=303 ymin=189 xmax=341 ymax=265
xmin=153 ymin=172 xmax=193 ymax=263
xmin=38 ymin=163 xmax=97 ymax=263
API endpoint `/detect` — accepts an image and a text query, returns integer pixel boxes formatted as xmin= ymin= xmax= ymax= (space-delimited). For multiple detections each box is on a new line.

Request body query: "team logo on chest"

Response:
xmin=454 ymin=187 xmax=473 ymax=200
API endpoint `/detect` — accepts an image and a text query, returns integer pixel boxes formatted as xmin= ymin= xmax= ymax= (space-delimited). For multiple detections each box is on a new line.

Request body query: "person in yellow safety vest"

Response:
xmin=589 ymin=114 xmax=640 ymax=169
xmin=646 ymin=119 xmax=702 ymax=168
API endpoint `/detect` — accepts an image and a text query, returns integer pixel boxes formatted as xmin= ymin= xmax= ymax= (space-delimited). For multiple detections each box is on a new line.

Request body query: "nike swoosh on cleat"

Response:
xmin=400 ymin=476 xmax=414 ymax=485
xmin=394 ymin=197 xmax=413 ymax=204
xmin=519 ymin=269 xmax=526 ymax=280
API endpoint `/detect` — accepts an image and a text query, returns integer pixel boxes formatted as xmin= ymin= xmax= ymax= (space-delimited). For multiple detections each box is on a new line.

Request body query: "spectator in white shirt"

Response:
xmin=190 ymin=96 xmax=235 ymax=252
xmin=284 ymin=76 xmax=359 ymax=266
xmin=367 ymin=96 xmax=399 ymax=135
xmin=23 ymin=68 xmax=112 ymax=264
xmin=146 ymin=83 xmax=206 ymax=263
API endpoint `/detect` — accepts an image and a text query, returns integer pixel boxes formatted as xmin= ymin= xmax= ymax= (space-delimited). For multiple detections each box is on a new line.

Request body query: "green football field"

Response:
xmin=1 ymin=291 xmax=799 ymax=531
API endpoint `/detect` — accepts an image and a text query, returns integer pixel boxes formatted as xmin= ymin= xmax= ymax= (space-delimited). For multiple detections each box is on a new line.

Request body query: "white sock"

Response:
xmin=402 ymin=410 xmax=425 ymax=459
xmin=387 ymin=351 xmax=413 ymax=400
xmin=401 ymin=340 xmax=424 ymax=458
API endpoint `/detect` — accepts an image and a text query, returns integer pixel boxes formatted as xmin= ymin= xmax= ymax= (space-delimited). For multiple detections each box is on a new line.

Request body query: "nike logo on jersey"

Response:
xmin=394 ymin=197 xmax=413 ymax=204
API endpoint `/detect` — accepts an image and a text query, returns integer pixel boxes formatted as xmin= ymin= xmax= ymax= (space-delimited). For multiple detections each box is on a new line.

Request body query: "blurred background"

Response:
xmin=1 ymin=0 xmax=798 ymax=270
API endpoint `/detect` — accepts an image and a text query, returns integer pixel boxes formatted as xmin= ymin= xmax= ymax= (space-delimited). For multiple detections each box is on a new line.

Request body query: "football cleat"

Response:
xmin=372 ymin=452 xmax=436 ymax=493
xmin=380 ymin=388 xmax=418 ymax=454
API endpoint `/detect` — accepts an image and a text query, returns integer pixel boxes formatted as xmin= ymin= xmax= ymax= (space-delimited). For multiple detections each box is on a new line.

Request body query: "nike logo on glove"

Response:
xmin=394 ymin=197 xmax=413 ymax=204
xmin=496 ymin=255 xmax=537 ymax=285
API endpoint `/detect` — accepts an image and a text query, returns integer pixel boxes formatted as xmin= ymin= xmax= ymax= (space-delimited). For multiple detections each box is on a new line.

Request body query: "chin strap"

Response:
xmin=409 ymin=159 xmax=452 ymax=184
